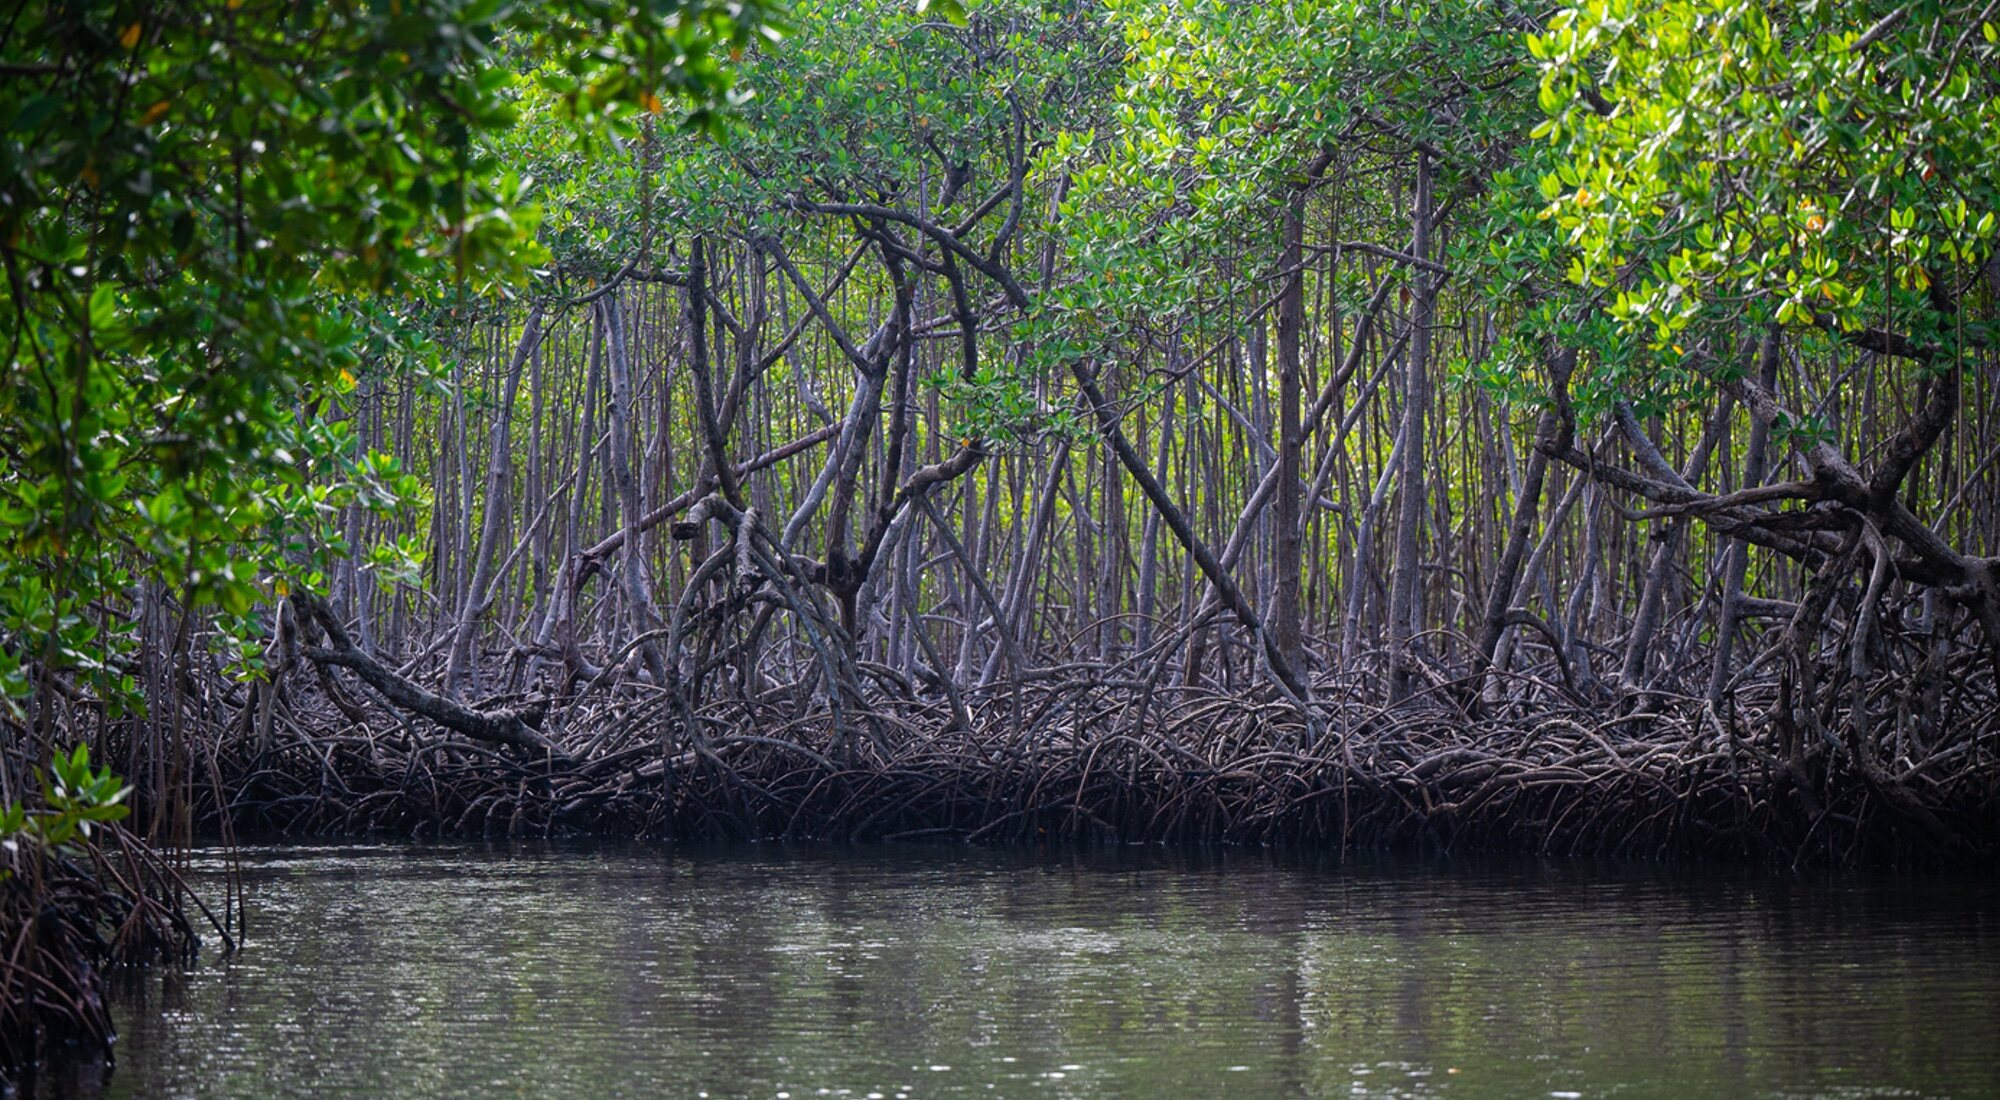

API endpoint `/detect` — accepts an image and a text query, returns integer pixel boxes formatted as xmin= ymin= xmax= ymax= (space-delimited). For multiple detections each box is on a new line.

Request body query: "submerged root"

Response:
xmin=0 ymin=828 xmax=213 ymax=1079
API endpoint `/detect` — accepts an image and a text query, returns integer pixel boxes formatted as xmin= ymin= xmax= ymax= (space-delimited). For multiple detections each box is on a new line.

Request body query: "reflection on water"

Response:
xmin=28 ymin=843 xmax=2000 ymax=1099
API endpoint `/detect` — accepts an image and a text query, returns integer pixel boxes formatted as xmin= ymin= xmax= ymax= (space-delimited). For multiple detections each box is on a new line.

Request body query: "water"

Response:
xmin=30 ymin=844 xmax=2000 ymax=1099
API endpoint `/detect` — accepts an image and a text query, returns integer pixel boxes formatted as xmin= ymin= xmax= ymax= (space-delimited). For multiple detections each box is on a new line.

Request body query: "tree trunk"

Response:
xmin=445 ymin=309 xmax=543 ymax=700
xmin=1707 ymin=330 xmax=1780 ymax=706
xmin=600 ymin=292 xmax=669 ymax=686
xmin=1387 ymin=149 xmax=1434 ymax=704
xmin=1273 ymin=192 xmax=1307 ymax=676
xmin=1471 ymin=348 xmax=1574 ymax=697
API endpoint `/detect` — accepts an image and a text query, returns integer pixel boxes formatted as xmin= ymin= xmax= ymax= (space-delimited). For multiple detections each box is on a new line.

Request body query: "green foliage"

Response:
xmin=0 ymin=745 xmax=130 ymax=866
xmin=1034 ymin=0 xmax=1529 ymax=384
xmin=0 ymin=0 xmax=780 ymax=714
xmin=1509 ymin=0 xmax=2000 ymax=409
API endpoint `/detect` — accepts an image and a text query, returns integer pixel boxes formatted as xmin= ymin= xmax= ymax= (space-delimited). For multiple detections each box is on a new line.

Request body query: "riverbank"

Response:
xmin=196 ymin=661 xmax=1999 ymax=865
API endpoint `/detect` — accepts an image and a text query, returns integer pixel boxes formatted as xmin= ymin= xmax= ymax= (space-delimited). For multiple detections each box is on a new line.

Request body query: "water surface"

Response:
xmin=34 ymin=843 xmax=2000 ymax=1098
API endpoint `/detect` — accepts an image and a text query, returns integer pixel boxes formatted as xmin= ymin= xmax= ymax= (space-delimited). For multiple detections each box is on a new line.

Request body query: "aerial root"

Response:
xmin=167 ymin=658 xmax=2000 ymax=865
xmin=1 ymin=825 xmax=217 ymax=1076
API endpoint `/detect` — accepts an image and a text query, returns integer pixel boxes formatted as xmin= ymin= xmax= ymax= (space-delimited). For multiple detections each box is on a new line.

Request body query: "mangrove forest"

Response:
xmin=2 ymin=0 xmax=1998 ymax=1090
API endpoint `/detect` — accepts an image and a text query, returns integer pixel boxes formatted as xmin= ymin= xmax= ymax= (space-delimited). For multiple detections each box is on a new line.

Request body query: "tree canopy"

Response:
xmin=0 ymin=0 xmax=781 ymax=703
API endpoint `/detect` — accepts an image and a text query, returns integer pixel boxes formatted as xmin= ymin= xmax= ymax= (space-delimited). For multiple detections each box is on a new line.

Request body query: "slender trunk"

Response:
xmin=1273 ymin=193 xmax=1307 ymax=675
xmin=1387 ymin=149 xmax=1434 ymax=704
xmin=601 ymin=292 xmax=669 ymax=686
xmin=1618 ymin=397 xmax=1731 ymax=691
xmin=1472 ymin=349 xmax=1575 ymax=692
xmin=446 ymin=309 xmax=543 ymax=700
xmin=1707 ymin=330 xmax=1780 ymax=706
xmin=1135 ymin=383 xmax=1172 ymax=654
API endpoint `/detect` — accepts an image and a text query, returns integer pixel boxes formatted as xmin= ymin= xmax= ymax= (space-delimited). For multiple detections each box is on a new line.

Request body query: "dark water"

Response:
xmin=30 ymin=843 xmax=2000 ymax=1099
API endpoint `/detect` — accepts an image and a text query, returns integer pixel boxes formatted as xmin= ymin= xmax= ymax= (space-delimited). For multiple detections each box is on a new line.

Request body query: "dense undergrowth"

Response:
xmin=0 ymin=749 xmax=224 ymax=1079
xmin=196 ymin=646 xmax=1997 ymax=865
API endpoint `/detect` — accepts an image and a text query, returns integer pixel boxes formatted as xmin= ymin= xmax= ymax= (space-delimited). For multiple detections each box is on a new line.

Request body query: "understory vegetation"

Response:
xmin=3 ymin=0 xmax=1999 ymax=1065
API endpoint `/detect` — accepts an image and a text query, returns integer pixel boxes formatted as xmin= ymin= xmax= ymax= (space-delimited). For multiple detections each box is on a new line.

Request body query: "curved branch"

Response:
xmin=295 ymin=594 xmax=560 ymax=755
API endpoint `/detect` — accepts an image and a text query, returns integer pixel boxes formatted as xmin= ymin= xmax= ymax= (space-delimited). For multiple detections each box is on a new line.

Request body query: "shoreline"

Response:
xmin=194 ymin=676 xmax=2000 ymax=867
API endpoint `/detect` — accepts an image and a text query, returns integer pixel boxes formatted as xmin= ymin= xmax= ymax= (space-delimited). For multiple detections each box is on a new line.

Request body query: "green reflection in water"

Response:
xmin=34 ymin=844 xmax=2000 ymax=1099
